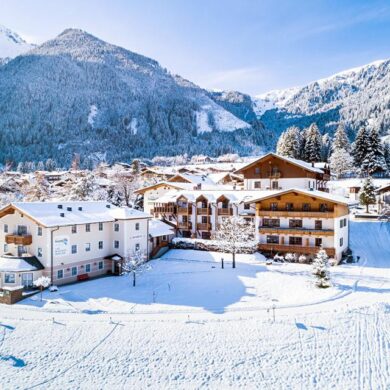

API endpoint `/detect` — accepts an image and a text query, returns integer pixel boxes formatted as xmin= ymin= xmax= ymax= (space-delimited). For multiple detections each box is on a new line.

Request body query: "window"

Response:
xmin=98 ymin=241 xmax=103 ymax=250
xmin=266 ymin=235 xmax=279 ymax=244
xmin=244 ymin=203 xmax=250 ymax=210
xmin=340 ymin=237 xmax=344 ymax=247
xmin=37 ymin=226 xmax=42 ymax=236
xmin=3 ymin=244 xmax=8 ymax=253
xmin=135 ymin=243 xmax=140 ymax=252
xmin=71 ymin=245 xmax=77 ymax=254
xmin=85 ymin=243 xmax=91 ymax=252
xmin=135 ymin=223 xmax=140 ymax=231
xmin=71 ymin=225 xmax=77 ymax=234
xmin=114 ymin=240 xmax=119 ymax=249
xmin=254 ymin=167 xmax=260 ymax=175
xmin=17 ymin=225 xmax=27 ymax=235
xmin=302 ymin=203 xmax=311 ymax=212
xmin=182 ymin=215 xmax=188 ymax=223
xmin=201 ymin=216 xmax=208 ymax=224
xmin=254 ymin=181 xmax=261 ymax=189
xmin=4 ymin=224 xmax=8 ymax=233
xmin=315 ymin=220 xmax=322 ymax=230
xmin=85 ymin=264 xmax=91 ymax=273
xmin=57 ymin=270 xmax=63 ymax=279
xmin=272 ymin=181 xmax=279 ymax=190
xmin=263 ymin=218 xmax=280 ymax=227
xmin=285 ymin=203 xmax=294 ymax=211
xmin=98 ymin=261 xmax=104 ymax=270
xmin=319 ymin=203 xmax=328 ymax=212
xmin=289 ymin=237 xmax=302 ymax=246
xmin=4 ymin=273 xmax=15 ymax=283
xmin=71 ymin=266 xmax=77 ymax=276
xmin=86 ymin=224 xmax=91 ymax=232
xmin=289 ymin=219 xmax=303 ymax=228
xmin=340 ymin=220 xmax=343 ymax=228
xmin=162 ymin=235 xmax=167 ymax=241
xmin=315 ymin=238 xmax=322 ymax=247
xmin=114 ymin=223 xmax=119 ymax=232
xmin=37 ymin=247 xmax=43 ymax=257
xmin=270 ymin=202 xmax=278 ymax=211
xmin=99 ymin=222 xmax=103 ymax=231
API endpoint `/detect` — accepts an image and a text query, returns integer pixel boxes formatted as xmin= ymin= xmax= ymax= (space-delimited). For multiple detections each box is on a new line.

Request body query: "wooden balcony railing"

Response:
xmin=217 ymin=208 xmax=233 ymax=216
xmin=178 ymin=222 xmax=192 ymax=229
xmin=258 ymin=243 xmax=335 ymax=257
xmin=257 ymin=210 xmax=334 ymax=218
xmin=197 ymin=208 xmax=210 ymax=215
xmin=177 ymin=207 xmax=192 ymax=214
xmin=269 ymin=172 xmax=281 ymax=179
xmin=153 ymin=206 xmax=176 ymax=214
xmin=5 ymin=234 xmax=32 ymax=245
xmin=258 ymin=227 xmax=334 ymax=236
xmin=197 ymin=223 xmax=212 ymax=230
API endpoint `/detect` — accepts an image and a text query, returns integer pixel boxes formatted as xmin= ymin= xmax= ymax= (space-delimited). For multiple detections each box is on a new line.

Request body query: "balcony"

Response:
xmin=153 ymin=206 xmax=176 ymax=214
xmin=5 ymin=234 xmax=32 ymax=245
xmin=178 ymin=222 xmax=192 ymax=230
xmin=177 ymin=207 xmax=192 ymax=215
xmin=197 ymin=223 xmax=212 ymax=230
xmin=257 ymin=210 xmax=334 ymax=218
xmin=258 ymin=226 xmax=334 ymax=236
xmin=217 ymin=208 xmax=233 ymax=216
xmin=197 ymin=208 xmax=210 ymax=215
xmin=258 ymin=243 xmax=335 ymax=257
xmin=269 ymin=172 xmax=281 ymax=179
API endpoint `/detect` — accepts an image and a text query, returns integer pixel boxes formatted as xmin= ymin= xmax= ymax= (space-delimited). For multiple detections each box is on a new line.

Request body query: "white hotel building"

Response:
xmin=0 ymin=201 xmax=172 ymax=289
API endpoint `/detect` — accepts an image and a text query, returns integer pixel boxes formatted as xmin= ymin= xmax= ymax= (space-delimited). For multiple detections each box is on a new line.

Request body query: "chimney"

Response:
xmin=60 ymin=213 xmax=65 ymax=217
xmin=78 ymin=206 xmax=83 ymax=211
xmin=58 ymin=204 xmax=63 ymax=209
xmin=67 ymin=207 xmax=72 ymax=212
xmin=106 ymin=204 xmax=111 ymax=208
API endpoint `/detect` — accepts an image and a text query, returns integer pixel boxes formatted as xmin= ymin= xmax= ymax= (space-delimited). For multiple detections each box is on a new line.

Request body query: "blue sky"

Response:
xmin=1 ymin=0 xmax=390 ymax=94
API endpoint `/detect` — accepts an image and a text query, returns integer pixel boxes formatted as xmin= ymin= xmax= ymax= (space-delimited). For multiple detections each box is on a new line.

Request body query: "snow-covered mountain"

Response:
xmin=0 ymin=25 xmax=34 ymax=64
xmin=0 ymin=28 xmax=257 ymax=165
xmin=254 ymin=59 xmax=390 ymax=139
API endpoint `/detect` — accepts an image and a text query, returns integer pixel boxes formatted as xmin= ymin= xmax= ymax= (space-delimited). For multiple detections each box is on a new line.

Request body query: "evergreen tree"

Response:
xmin=303 ymin=123 xmax=322 ymax=162
xmin=361 ymin=128 xmax=387 ymax=175
xmin=276 ymin=126 xmax=301 ymax=158
xmin=352 ymin=127 xmax=370 ymax=167
xmin=321 ymin=133 xmax=331 ymax=161
xmin=45 ymin=159 xmax=57 ymax=172
xmin=329 ymin=148 xmax=354 ymax=178
xmin=37 ymin=161 xmax=45 ymax=171
xmin=312 ymin=248 xmax=331 ymax=288
xmin=383 ymin=143 xmax=390 ymax=173
xmin=332 ymin=123 xmax=350 ymax=153
xmin=359 ymin=177 xmax=377 ymax=213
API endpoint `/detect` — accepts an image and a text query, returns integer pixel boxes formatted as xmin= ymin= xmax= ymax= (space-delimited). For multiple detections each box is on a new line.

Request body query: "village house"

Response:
xmin=235 ymin=153 xmax=330 ymax=191
xmin=0 ymin=201 xmax=172 ymax=289
xmin=248 ymin=188 xmax=351 ymax=262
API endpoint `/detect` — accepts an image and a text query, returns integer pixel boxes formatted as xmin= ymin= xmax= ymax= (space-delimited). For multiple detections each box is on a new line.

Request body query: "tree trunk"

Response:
xmin=232 ymin=252 xmax=236 ymax=269
xmin=133 ymin=272 xmax=136 ymax=287
xmin=366 ymin=204 xmax=369 ymax=213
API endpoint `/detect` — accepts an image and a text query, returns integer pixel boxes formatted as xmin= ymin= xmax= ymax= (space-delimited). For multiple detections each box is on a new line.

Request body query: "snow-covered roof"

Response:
xmin=0 ymin=255 xmax=44 ymax=272
xmin=149 ymin=219 xmax=175 ymax=238
xmin=109 ymin=207 xmax=151 ymax=220
xmin=135 ymin=181 xmax=235 ymax=195
xmin=235 ymin=153 xmax=325 ymax=174
xmin=0 ymin=201 xmax=151 ymax=227
xmin=168 ymin=173 xmax=216 ymax=185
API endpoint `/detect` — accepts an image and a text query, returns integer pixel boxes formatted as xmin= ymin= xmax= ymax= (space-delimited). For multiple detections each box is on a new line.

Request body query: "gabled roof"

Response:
xmin=0 ymin=201 xmax=151 ymax=227
xmin=149 ymin=219 xmax=175 ymax=238
xmin=168 ymin=173 xmax=216 ymax=185
xmin=134 ymin=181 xmax=189 ymax=195
xmin=246 ymin=188 xmax=354 ymax=205
xmin=235 ymin=152 xmax=325 ymax=175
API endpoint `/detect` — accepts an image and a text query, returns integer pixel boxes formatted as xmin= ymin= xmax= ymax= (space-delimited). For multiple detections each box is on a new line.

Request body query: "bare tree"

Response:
xmin=212 ymin=216 xmax=257 ymax=268
xmin=121 ymin=249 xmax=148 ymax=287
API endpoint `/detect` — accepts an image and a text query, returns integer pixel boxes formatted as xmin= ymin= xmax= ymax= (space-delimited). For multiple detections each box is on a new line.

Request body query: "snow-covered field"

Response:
xmin=0 ymin=221 xmax=389 ymax=389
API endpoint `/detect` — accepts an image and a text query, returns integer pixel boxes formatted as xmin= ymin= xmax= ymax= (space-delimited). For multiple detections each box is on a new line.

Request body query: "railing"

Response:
xmin=5 ymin=234 xmax=32 ymax=245
xmin=257 ymin=210 xmax=334 ymax=218
xmin=153 ymin=206 xmax=176 ymax=214
xmin=258 ymin=243 xmax=335 ymax=256
xmin=177 ymin=207 xmax=192 ymax=214
xmin=217 ymin=208 xmax=233 ymax=215
xmin=197 ymin=208 xmax=210 ymax=215
xmin=197 ymin=223 xmax=211 ymax=230
xmin=178 ymin=222 xmax=192 ymax=229
xmin=258 ymin=227 xmax=334 ymax=236
xmin=269 ymin=172 xmax=281 ymax=179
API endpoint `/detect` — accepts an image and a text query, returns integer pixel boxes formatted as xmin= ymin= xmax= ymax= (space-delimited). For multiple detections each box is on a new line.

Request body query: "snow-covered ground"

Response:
xmin=0 ymin=221 xmax=389 ymax=389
